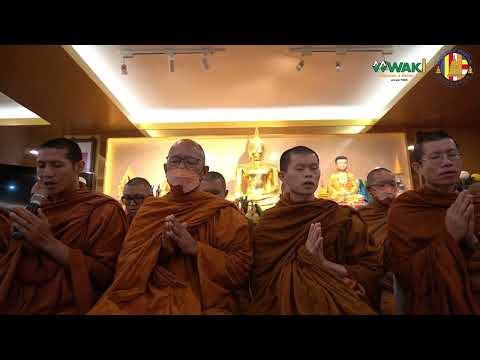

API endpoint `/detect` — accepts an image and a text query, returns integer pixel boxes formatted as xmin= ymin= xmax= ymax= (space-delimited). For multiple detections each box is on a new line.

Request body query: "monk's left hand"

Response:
xmin=165 ymin=215 xmax=198 ymax=256
xmin=9 ymin=208 xmax=56 ymax=251
xmin=313 ymin=222 xmax=349 ymax=278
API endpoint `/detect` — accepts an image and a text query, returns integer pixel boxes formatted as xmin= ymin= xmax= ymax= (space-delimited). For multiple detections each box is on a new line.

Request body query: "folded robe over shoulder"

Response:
xmin=0 ymin=189 xmax=127 ymax=314
xmin=89 ymin=190 xmax=252 ymax=315
xmin=385 ymin=187 xmax=480 ymax=314
xmin=249 ymin=195 xmax=381 ymax=315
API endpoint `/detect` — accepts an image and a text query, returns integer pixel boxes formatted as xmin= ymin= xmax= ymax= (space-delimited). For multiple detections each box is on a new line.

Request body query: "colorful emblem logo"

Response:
xmin=435 ymin=49 xmax=474 ymax=86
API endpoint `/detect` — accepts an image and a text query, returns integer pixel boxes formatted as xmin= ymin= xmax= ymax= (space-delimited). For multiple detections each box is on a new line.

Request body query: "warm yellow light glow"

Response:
xmin=71 ymin=45 xmax=143 ymax=116
xmin=103 ymin=139 xmax=115 ymax=197
xmin=70 ymin=45 xmax=447 ymax=130
xmin=269 ymin=151 xmax=280 ymax=161
xmin=0 ymin=107 xmax=41 ymax=119
xmin=134 ymin=106 xmax=375 ymax=124
xmin=0 ymin=118 xmax=49 ymax=126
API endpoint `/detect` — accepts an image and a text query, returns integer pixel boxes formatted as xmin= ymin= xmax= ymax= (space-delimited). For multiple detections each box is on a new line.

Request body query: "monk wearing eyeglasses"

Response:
xmin=385 ymin=131 xmax=480 ymax=314
xmin=89 ymin=139 xmax=252 ymax=315
xmin=121 ymin=177 xmax=154 ymax=227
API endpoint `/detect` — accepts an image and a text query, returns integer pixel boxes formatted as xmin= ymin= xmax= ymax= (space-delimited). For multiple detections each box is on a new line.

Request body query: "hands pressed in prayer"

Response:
xmin=445 ymin=191 xmax=474 ymax=243
xmin=164 ymin=215 xmax=198 ymax=256
xmin=9 ymin=208 xmax=71 ymax=268
xmin=305 ymin=222 xmax=348 ymax=278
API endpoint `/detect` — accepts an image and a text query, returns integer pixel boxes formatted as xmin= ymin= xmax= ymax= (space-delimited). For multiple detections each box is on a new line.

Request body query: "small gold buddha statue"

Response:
xmin=235 ymin=128 xmax=280 ymax=207
xmin=328 ymin=155 xmax=365 ymax=207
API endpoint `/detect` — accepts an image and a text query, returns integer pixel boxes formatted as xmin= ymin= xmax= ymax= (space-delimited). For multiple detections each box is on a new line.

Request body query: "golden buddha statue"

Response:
xmin=235 ymin=128 xmax=280 ymax=208
xmin=327 ymin=156 xmax=365 ymax=207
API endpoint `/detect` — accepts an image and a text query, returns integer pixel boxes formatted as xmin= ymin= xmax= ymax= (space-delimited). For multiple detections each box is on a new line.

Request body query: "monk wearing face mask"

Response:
xmin=89 ymin=139 xmax=252 ymax=315
xmin=358 ymin=168 xmax=398 ymax=314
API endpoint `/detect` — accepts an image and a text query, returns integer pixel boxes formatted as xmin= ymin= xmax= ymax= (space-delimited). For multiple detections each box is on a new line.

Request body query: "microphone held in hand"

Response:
xmin=12 ymin=192 xmax=47 ymax=240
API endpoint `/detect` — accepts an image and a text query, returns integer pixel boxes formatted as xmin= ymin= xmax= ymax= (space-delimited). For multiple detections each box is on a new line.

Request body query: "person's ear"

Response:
xmin=412 ymin=162 xmax=422 ymax=176
xmin=75 ymin=160 xmax=85 ymax=175
xmin=224 ymin=189 xmax=229 ymax=198
xmin=200 ymin=166 xmax=209 ymax=180
xmin=163 ymin=163 xmax=168 ymax=174
xmin=279 ymin=171 xmax=286 ymax=182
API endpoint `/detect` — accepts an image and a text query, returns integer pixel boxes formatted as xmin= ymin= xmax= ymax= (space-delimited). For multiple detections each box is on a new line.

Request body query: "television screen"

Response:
xmin=0 ymin=164 xmax=37 ymax=208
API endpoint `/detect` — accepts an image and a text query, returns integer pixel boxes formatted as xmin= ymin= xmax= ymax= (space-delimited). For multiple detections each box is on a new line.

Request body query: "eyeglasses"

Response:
xmin=121 ymin=195 xmax=148 ymax=205
xmin=166 ymin=156 xmax=201 ymax=168
xmin=369 ymin=181 xmax=397 ymax=188
xmin=422 ymin=151 xmax=461 ymax=165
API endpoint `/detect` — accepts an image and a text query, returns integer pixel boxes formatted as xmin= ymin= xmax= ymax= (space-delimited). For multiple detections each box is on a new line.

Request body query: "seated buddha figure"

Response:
xmin=235 ymin=128 xmax=280 ymax=208
xmin=328 ymin=155 xmax=365 ymax=207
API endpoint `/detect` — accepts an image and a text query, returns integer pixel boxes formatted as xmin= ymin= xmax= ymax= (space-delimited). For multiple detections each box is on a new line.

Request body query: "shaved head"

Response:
xmin=199 ymin=171 xmax=228 ymax=198
xmin=168 ymin=139 xmax=205 ymax=165
xmin=366 ymin=168 xmax=392 ymax=188
xmin=125 ymin=177 xmax=153 ymax=192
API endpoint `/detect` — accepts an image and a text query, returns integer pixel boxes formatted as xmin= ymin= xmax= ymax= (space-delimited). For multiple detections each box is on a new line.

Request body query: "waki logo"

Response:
xmin=372 ymin=58 xmax=427 ymax=82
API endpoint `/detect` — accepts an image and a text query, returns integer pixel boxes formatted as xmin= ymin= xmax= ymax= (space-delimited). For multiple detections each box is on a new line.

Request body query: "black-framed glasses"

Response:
xmin=369 ymin=181 xmax=397 ymax=188
xmin=121 ymin=195 xmax=148 ymax=205
xmin=421 ymin=151 xmax=461 ymax=165
xmin=166 ymin=156 xmax=201 ymax=168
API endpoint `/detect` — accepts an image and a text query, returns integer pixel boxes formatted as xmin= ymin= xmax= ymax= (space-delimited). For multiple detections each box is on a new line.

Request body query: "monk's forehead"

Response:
xmin=202 ymin=178 xmax=225 ymax=189
xmin=289 ymin=152 xmax=319 ymax=167
xmin=168 ymin=140 xmax=204 ymax=159
xmin=422 ymin=138 xmax=457 ymax=155
xmin=124 ymin=184 xmax=151 ymax=195
xmin=370 ymin=170 xmax=394 ymax=183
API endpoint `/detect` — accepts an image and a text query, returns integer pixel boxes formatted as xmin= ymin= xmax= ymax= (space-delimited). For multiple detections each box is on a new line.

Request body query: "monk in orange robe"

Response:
xmin=0 ymin=138 xmax=127 ymax=314
xmin=249 ymin=146 xmax=381 ymax=315
xmin=358 ymin=167 xmax=398 ymax=314
xmin=89 ymin=139 xmax=252 ymax=315
xmin=385 ymin=131 xmax=480 ymax=314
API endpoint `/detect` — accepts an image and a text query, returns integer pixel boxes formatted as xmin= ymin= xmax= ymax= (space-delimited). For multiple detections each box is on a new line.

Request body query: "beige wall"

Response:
xmin=105 ymin=133 xmax=412 ymax=201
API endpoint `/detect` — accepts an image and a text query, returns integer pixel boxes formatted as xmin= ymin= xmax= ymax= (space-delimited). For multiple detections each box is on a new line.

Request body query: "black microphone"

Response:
xmin=12 ymin=192 xmax=47 ymax=240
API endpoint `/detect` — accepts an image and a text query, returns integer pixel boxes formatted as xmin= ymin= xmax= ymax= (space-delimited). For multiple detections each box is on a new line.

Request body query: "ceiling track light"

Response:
xmin=336 ymin=60 xmax=342 ymax=72
xmin=290 ymin=45 xmax=394 ymax=56
xmin=296 ymin=58 xmax=305 ymax=71
xmin=201 ymin=52 xmax=209 ymax=71
xmin=168 ymin=53 xmax=175 ymax=73
xmin=120 ymin=47 xmax=225 ymax=73
xmin=121 ymin=58 xmax=128 ymax=75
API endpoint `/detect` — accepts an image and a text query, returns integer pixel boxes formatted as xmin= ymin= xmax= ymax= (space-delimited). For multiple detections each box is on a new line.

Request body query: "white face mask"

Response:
xmin=166 ymin=168 xmax=201 ymax=195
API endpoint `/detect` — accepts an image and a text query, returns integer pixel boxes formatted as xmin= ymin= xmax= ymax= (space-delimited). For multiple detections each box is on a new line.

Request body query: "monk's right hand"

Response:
xmin=445 ymin=191 xmax=474 ymax=243
xmin=305 ymin=222 xmax=324 ymax=258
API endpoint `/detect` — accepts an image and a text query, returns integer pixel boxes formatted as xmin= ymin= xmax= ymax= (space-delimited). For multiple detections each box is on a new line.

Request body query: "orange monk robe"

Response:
xmin=0 ymin=189 xmax=128 ymax=314
xmin=89 ymin=191 xmax=252 ymax=315
xmin=385 ymin=187 xmax=480 ymax=314
xmin=249 ymin=195 xmax=382 ymax=315
xmin=358 ymin=202 xmax=394 ymax=314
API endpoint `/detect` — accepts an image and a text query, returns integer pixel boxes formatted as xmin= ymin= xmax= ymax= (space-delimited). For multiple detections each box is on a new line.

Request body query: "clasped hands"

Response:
xmin=163 ymin=215 xmax=198 ymax=256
